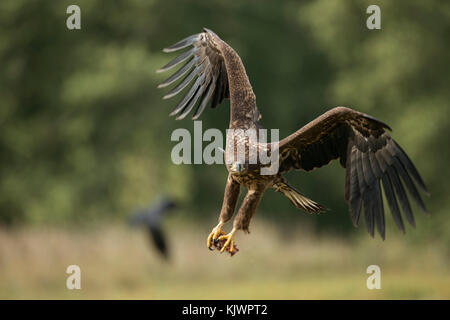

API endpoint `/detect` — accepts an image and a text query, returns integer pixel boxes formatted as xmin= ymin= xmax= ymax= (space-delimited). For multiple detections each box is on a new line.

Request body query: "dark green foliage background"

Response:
xmin=0 ymin=1 xmax=448 ymax=243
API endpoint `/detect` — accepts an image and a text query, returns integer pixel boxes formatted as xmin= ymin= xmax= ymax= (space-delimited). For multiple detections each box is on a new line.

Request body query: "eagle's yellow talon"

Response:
xmin=218 ymin=228 xmax=236 ymax=253
xmin=206 ymin=221 xmax=224 ymax=249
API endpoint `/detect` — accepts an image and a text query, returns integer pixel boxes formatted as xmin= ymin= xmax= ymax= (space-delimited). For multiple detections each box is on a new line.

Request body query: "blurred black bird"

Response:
xmin=129 ymin=197 xmax=177 ymax=259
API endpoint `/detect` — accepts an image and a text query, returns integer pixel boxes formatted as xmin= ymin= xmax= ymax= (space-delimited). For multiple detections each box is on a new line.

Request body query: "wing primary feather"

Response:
xmin=386 ymin=164 xmax=415 ymax=228
xmin=211 ymin=77 xmax=222 ymax=109
xmin=362 ymin=151 xmax=376 ymax=187
xmin=192 ymin=78 xmax=216 ymax=120
xmin=355 ymin=150 xmax=368 ymax=195
xmin=391 ymin=156 xmax=428 ymax=214
xmin=381 ymin=173 xmax=405 ymax=233
xmin=174 ymin=86 xmax=201 ymax=120
xmin=392 ymin=141 xmax=428 ymax=194
xmin=373 ymin=180 xmax=386 ymax=239
xmin=368 ymin=150 xmax=386 ymax=238
xmin=344 ymin=143 xmax=352 ymax=202
xmin=363 ymin=186 xmax=375 ymax=237
xmin=163 ymin=33 xmax=201 ymax=53
xmin=163 ymin=61 xmax=204 ymax=100
xmin=338 ymin=126 xmax=350 ymax=167
xmin=349 ymin=147 xmax=362 ymax=226
xmin=376 ymin=152 xmax=406 ymax=233
xmin=169 ymin=66 xmax=207 ymax=116
xmin=369 ymin=151 xmax=383 ymax=178
xmin=175 ymin=72 xmax=211 ymax=120
xmin=157 ymin=47 xmax=196 ymax=73
xmin=158 ymin=56 xmax=198 ymax=88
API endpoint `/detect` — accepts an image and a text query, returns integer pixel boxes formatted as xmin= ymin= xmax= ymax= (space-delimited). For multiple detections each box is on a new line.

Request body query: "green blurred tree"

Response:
xmin=0 ymin=0 xmax=448 ymax=245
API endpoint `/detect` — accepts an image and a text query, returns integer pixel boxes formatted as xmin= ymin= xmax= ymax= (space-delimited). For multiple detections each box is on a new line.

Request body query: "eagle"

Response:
xmin=157 ymin=28 xmax=429 ymax=256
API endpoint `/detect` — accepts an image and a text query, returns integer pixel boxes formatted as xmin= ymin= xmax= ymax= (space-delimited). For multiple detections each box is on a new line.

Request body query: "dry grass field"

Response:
xmin=0 ymin=219 xmax=448 ymax=299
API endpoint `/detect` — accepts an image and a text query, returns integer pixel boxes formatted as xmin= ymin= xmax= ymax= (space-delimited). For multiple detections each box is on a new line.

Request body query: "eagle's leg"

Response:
xmin=233 ymin=185 xmax=265 ymax=234
xmin=216 ymin=185 xmax=265 ymax=254
xmin=207 ymin=174 xmax=241 ymax=250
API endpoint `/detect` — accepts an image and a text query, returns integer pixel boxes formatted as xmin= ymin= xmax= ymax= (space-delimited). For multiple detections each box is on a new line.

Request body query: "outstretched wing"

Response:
xmin=278 ymin=106 xmax=429 ymax=239
xmin=157 ymin=29 xmax=229 ymax=120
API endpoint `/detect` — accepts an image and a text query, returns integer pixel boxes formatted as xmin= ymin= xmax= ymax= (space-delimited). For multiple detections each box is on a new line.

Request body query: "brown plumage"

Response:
xmin=158 ymin=28 xmax=429 ymax=253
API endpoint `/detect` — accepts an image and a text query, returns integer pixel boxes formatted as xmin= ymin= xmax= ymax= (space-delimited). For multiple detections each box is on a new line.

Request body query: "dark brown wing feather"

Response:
xmin=278 ymin=106 xmax=428 ymax=239
xmin=157 ymin=29 xmax=229 ymax=120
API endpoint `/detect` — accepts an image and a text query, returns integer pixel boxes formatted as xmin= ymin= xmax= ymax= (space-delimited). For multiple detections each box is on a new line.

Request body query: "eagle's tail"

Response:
xmin=274 ymin=182 xmax=326 ymax=214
